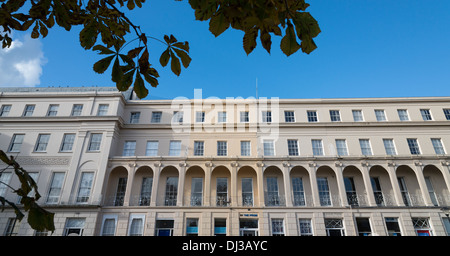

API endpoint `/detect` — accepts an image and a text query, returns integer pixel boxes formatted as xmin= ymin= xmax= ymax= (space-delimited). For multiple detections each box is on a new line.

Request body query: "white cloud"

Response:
xmin=0 ymin=34 xmax=46 ymax=87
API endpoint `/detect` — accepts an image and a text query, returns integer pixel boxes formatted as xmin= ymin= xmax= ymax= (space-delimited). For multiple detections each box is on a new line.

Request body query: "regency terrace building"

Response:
xmin=0 ymin=86 xmax=450 ymax=236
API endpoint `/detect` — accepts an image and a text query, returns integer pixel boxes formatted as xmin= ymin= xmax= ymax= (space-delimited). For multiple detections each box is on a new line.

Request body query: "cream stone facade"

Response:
xmin=1 ymin=87 xmax=450 ymax=236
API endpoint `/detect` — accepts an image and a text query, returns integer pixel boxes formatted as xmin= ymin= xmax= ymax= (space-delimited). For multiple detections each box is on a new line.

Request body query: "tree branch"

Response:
xmin=103 ymin=0 xmax=142 ymax=38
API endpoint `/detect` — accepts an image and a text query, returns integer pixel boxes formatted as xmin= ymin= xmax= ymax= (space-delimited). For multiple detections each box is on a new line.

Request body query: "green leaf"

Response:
xmin=143 ymin=71 xmax=159 ymax=88
xmin=243 ymin=28 xmax=258 ymax=55
xmin=209 ymin=11 xmax=230 ymax=37
xmin=292 ymin=12 xmax=321 ymax=54
xmin=170 ymin=53 xmax=181 ymax=76
xmin=127 ymin=0 xmax=135 ymax=10
xmin=134 ymin=72 xmax=148 ymax=99
xmin=280 ymin=23 xmax=300 ymax=56
xmin=138 ymin=48 xmax=150 ymax=72
xmin=93 ymin=55 xmax=115 ymax=74
xmin=159 ymin=49 xmax=170 ymax=67
xmin=27 ymin=202 xmax=55 ymax=232
xmin=127 ymin=46 xmax=144 ymax=59
xmin=118 ymin=69 xmax=135 ymax=91
xmin=31 ymin=22 xmax=39 ymax=39
xmin=79 ymin=23 xmax=98 ymax=50
xmin=172 ymin=48 xmax=192 ymax=68
xmin=111 ymin=57 xmax=123 ymax=83
xmin=93 ymin=45 xmax=115 ymax=55
xmin=172 ymin=41 xmax=189 ymax=52
xmin=39 ymin=21 xmax=48 ymax=38
xmin=260 ymin=30 xmax=272 ymax=54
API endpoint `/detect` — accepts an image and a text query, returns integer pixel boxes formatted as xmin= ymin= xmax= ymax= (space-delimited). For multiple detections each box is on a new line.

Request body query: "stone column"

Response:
xmin=308 ymin=162 xmax=321 ymax=207
xmin=282 ymin=161 xmax=293 ymax=207
xmin=150 ymin=162 xmax=161 ymax=206
xmin=177 ymin=162 xmax=187 ymax=206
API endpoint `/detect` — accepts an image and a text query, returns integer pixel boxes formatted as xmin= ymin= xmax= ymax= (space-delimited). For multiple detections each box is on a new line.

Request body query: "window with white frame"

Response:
xmin=194 ymin=141 xmax=204 ymax=156
xmin=359 ymin=139 xmax=373 ymax=155
xmin=172 ymin=111 xmax=183 ymax=124
xmin=407 ymin=138 xmax=421 ymax=155
xmin=46 ymin=172 xmax=65 ymax=204
xmin=383 ymin=139 xmax=397 ymax=155
xmin=329 ymin=110 xmax=341 ymax=122
xmin=64 ymin=218 xmax=85 ymax=236
xmin=71 ymin=104 xmax=83 ymax=116
xmin=397 ymin=109 xmax=409 ymax=121
xmin=311 ymin=139 xmax=323 ymax=156
xmin=271 ymin=219 xmax=285 ymax=236
xmin=443 ymin=217 xmax=450 ymax=236
xmin=317 ymin=177 xmax=331 ymax=206
xmin=169 ymin=140 xmax=181 ymax=156
xmin=0 ymin=172 xmax=12 ymax=197
xmin=240 ymin=141 xmax=251 ymax=156
xmin=195 ymin=111 xmax=205 ymax=123
xmin=307 ymin=110 xmax=318 ymax=122
xmin=356 ymin=218 xmax=372 ymax=236
xmin=155 ymin=220 xmax=174 ymax=236
xmin=34 ymin=134 xmax=50 ymax=152
xmin=123 ymin=141 xmax=136 ymax=156
xmin=214 ymin=218 xmax=227 ymax=236
xmin=287 ymin=139 xmax=299 ymax=156
xmin=262 ymin=111 xmax=272 ymax=123
xmin=76 ymin=172 xmax=94 ymax=203
xmin=218 ymin=111 xmax=227 ymax=123
xmin=0 ymin=105 xmax=11 ymax=117
xmin=88 ymin=133 xmax=102 ymax=151
xmin=216 ymin=178 xmax=228 ymax=206
xmin=60 ymin=133 xmax=75 ymax=152
xmin=186 ymin=218 xmax=199 ymax=236
xmin=292 ymin=177 xmax=305 ymax=206
xmin=431 ymin=138 xmax=445 ymax=154
xmin=190 ymin=178 xmax=203 ymax=206
xmin=240 ymin=111 xmax=249 ymax=123
xmin=298 ymin=219 xmax=313 ymax=236
xmin=97 ymin=104 xmax=109 ymax=116
xmin=375 ymin=109 xmax=386 ymax=121
xmin=151 ymin=111 xmax=162 ymax=123
xmin=263 ymin=140 xmax=275 ymax=156
xmin=284 ymin=111 xmax=295 ymax=122
xmin=352 ymin=110 xmax=363 ymax=122
xmin=266 ymin=177 xmax=280 ymax=206
xmin=412 ymin=218 xmax=433 ymax=236
xmin=139 ymin=177 xmax=152 ymax=206
xmin=101 ymin=215 xmax=118 ymax=236
xmin=217 ymin=141 xmax=227 ymax=156
xmin=8 ymin=134 xmax=25 ymax=152
xmin=335 ymin=139 xmax=348 ymax=156
xmin=145 ymin=141 xmax=159 ymax=156
xmin=130 ymin=112 xmax=140 ymax=123
xmin=325 ymin=218 xmax=345 ymax=236
xmin=23 ymin=104 xmax=35 ymax=117
xmin=112 ymin=177 xmax=126 ymax=205
xmin=4 ymin=218 xmax=19 ymax=236
xmin=165 ymin=177 xmax=178 ymax=206
xmin=47 ymin=104 xmax=59 ymax=116
xmin=443 ymin=109 xmax=450 ymax=120
xmin=128 ymin=214 xmax=145 ymax=236
xmin=385 ymin=217 xmax=402 ymax=236
xmin=420 ymin=109 xmax=432 ymax=121
xmin=241 ymin=178 xmax=253 ymax=206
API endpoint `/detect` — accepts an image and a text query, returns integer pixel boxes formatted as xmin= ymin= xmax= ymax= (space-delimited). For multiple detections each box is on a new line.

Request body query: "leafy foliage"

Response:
xmin=0 ymin=150 xmax=55 ymax=233
xmin=188 ymin=0 xmax=321 ymax=55
xmin=0 ymin=0 xmax=320 ymax=98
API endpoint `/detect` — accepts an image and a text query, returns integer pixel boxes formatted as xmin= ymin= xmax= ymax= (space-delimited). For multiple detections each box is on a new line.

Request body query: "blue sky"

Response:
xmin=1 ymin=0 xmax=450 ymax=100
